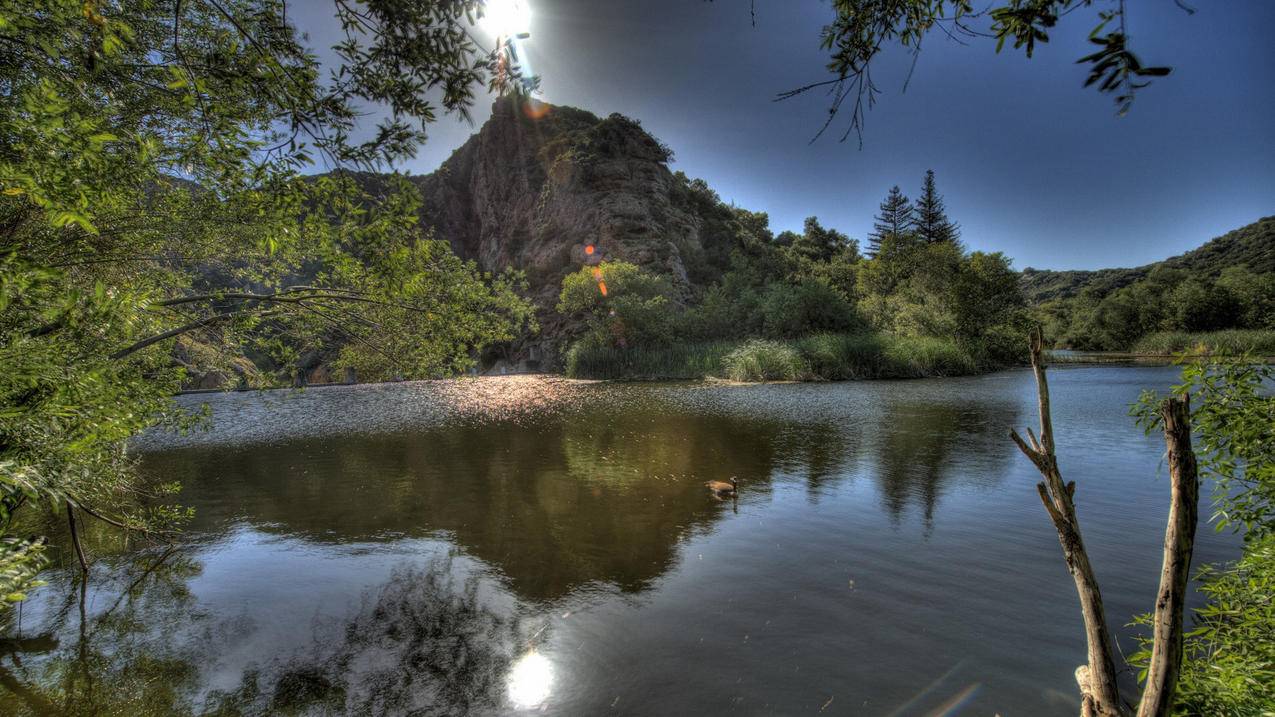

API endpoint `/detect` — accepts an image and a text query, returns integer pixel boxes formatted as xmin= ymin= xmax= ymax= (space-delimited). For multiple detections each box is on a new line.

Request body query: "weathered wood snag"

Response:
xmin=1136 ymin=396 xmax=1198 ymax=717
xmin=1011 ymin=328 xmax=1124 ymax=717
xmin=1009 ymin=329 xmax=1199 ymax=717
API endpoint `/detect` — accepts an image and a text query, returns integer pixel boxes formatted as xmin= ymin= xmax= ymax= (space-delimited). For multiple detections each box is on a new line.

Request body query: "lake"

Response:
xmin=0 ymin=366 xmax=1242 ymax=716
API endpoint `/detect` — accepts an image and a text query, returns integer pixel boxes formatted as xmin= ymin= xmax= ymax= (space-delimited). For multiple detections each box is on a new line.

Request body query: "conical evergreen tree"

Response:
xmin=868 ymin=185 xmax=915 ymax=256
xmin=915 ymin=169 xmax=961 ymax=244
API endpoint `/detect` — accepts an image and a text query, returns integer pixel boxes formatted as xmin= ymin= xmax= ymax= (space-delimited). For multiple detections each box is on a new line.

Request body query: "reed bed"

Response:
xmin=564 ymin=333 xmax=983 ymax=381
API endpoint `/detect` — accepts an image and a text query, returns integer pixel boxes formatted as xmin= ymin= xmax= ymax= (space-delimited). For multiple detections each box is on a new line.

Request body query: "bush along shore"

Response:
xmin=1131 ymin=329 xmax=1275 ymax=357
xmin=565 ymin=332 xmax=995 ymax=381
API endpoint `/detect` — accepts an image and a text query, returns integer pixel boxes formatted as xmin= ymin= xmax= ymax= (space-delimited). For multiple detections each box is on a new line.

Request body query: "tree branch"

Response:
xmin=108 ymin=309 xmax=283 ymax=360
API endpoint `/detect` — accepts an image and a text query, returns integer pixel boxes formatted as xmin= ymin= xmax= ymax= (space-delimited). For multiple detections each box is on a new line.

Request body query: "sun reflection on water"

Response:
xmin=508 ymin=650 xmax=554 ymax=709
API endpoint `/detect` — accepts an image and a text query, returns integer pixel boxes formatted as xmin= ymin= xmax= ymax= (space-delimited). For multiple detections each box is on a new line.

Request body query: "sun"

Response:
xmin=480 ymin=0 xmax=532 ymax=38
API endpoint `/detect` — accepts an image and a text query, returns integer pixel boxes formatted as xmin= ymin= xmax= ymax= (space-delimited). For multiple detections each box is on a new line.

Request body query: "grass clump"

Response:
xmin=796 ymin=333 xmax=978 ymax=379
xmin=1132 ymin=329 xmax=1275 ymax=357
xmin=720 ymin=340 xmax=808 ymax=382
xmin=564 ymin=340 xmax=734 ymax=380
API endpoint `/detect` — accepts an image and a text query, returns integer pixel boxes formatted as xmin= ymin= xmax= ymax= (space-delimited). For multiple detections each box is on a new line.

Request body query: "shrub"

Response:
xmin=795 ymin=333 xmax=978 ymax=379
xmin=564 ymin=332 xmax=984 ymax=382
xmin=759 ymin=279 xmax=861 ymax=338
xmin=720 ymin=340 xmax=808 ymax=382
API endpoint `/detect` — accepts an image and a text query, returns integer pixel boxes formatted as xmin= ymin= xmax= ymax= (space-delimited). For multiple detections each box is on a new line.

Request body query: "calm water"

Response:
xmin=0 ymin=367 xmax=1243 ymax=716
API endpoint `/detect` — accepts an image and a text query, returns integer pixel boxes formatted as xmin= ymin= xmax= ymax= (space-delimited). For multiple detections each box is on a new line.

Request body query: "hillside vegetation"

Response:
xmin=1025 ymin=217 xmax=1275 ymax=351
xmin=1022 ymin=216 xmax=1274 ymax=303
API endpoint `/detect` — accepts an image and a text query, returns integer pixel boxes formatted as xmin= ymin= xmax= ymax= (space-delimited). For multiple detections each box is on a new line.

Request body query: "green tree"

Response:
xmin=759 ymin=278 xmax=860 ymax=339
xmin=1166 ymin=278 xmax=1239 ymax=332
xmin=1217 ymin=267 xmax=1275 ymax=330
xmin=867 ymin=185 xmax=916 ymax=256
xmin=914 ymin=170 xmax=960 ymax=244
xmin=1133 ymin=361 xmax=1275 ymax=714
xmin=0 ymin=0 xmax=535 ymax=605
xmin=790 ymin=216 xmax=856 ymax=263
xmin=557 ymin=262 xmax=677 ymax=348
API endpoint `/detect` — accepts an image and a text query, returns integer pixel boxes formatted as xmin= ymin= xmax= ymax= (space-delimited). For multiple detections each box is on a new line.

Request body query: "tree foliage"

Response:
xmin=868 ymin=185 xmax=915 ymax=256
xmin=0 ymin=0 xmax=536 ymax=605
xmin=559 ymin=175 xmax=1026 ymax=370
xmin=1132 ymin=360 xmax=1275 ymax=714
xmin=783 ymin=0 xmax=1181 ymax=143
xmin=914 ymin=170 xmax=960 ymax=244
xmin=557 ymin=261 xmax=677 ymax=349
xmin=1038 ymin=265 xmax=1275 ymax=351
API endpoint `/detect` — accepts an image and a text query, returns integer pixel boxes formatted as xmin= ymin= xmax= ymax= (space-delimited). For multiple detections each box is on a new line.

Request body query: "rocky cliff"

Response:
xmin=359 ymin=97 xmax=745 ymax=366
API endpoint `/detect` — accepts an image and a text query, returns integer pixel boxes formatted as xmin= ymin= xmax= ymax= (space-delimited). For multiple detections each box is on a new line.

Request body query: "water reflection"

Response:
xmin=205 ymin=558 xmax=529 ymax=716
xmin=144 ymin=387 xmax=1014 ymax=606
xmin=506 ymin=651 xmax=553 ymax=709
xmin=3 ymin=370 xmax=1224 ymax=716
xmin=0 ymin=549 xmax=205 ymax=716
xmin=874 ymin=397 xmax=1018 ymax=530
xmin=148 ymin=410 xmax=806 ymax=602
xmin=1 ymin=554 xmax=538 ymax=716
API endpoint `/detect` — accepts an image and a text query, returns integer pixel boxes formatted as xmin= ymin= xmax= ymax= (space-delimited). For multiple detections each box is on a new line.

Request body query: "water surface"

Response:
xmin=0 ymin=368 xmax=1241 ymax=715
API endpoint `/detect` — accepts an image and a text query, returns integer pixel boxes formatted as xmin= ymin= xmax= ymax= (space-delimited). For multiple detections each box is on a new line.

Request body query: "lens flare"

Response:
xmin=584 ymin=244 xmax=595 ymax=255
xmin=507 ymin=651 xmax=553 ymax=708
xmin=598 ymin=281 xmax=608 ymax=296
xmin=522 ymin=98 xmax=552 ymax=120
xmin=926 ymin=683 xmax=982 ymax=717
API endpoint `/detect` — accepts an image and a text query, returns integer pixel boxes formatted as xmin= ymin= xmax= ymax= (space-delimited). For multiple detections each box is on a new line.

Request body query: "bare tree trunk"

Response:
xmin=1136 ymin=397 xmax=1198 ymax=717
xmin=1011 ymin=329 xmax=1127 ymax=717
xmin=1010 ymin=330 xmax=1202 ymax=717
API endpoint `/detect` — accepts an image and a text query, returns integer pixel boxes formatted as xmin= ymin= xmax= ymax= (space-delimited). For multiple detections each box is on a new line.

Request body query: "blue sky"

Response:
xmin=298 ymin=0 xmax=1274 ymax=271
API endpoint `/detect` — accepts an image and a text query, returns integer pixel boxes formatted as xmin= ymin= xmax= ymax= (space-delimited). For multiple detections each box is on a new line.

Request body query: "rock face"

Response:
xmin=400 ymin=97 xmax=738 ymax=364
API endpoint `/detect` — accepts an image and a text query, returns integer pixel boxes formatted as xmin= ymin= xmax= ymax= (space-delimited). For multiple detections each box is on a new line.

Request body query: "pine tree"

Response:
xmin=915 ymin=170 xmax=961 ymax=244
xmin=868 ymin=185 xmax=915 ymax=256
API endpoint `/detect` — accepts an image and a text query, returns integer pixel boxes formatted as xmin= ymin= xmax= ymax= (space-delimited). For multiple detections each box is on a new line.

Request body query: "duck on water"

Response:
xmin=705 ymin=477 xmax=738 ymax=498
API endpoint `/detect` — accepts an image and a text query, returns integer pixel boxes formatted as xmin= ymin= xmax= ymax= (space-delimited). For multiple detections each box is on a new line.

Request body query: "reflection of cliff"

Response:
xmin=144 ymin=408 xmax=799 ymax=602
xmin=872 ymin=396 xmax=1020 ymax=528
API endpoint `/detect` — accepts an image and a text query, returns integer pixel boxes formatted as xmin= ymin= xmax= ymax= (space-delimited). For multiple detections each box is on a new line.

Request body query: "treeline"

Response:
xmin=1036 ymin=265 xmax=1275 ymax=352
xmin=557 ymin=171 xmax=1030 ymax=379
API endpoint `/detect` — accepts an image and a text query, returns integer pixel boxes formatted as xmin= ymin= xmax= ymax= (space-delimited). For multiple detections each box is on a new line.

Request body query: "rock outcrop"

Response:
xmin=394 ymin=97 xmax=741 ymax=364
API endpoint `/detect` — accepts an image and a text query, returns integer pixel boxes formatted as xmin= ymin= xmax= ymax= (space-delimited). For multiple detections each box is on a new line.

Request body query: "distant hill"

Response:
xmin=1021 ymin=216 xmax=1275 ymax=303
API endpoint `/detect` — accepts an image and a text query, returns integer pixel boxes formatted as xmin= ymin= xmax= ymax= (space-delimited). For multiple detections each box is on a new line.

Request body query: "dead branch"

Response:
xmin=1136 ymin=397 xmax=1198 ymax=717
xmin=1010 ymin=327 xmax=1126 ymax=717
xmin=1010 ymin=329 xmax=1202 ymax=717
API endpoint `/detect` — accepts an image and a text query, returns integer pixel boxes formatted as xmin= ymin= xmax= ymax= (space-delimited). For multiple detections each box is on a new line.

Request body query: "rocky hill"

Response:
xmin=1021 ymin=215 xmax=1275 ymax=304
xmin=341 ymin=97 xmax=748 ymax=366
